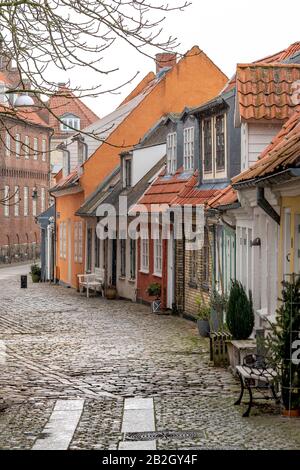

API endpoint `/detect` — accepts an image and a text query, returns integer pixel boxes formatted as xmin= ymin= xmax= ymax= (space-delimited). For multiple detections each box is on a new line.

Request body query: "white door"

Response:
xmin=283 ymin=209 xmax=291 ymax=276
xmin=167 ymin=233 xmax=174 ymax=309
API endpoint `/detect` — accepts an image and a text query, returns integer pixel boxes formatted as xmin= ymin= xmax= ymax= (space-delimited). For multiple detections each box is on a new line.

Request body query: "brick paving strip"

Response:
xmin=32 ymin=400 xmax=84 ymax=450
xmin=119 ymin=398 xmax=156 ymax=450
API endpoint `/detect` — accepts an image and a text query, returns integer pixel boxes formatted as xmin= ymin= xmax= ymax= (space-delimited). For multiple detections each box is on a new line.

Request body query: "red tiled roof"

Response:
xmin=48 ymin=85 xmax=99 ymax=136
xmin=51 ymin=167 xmax=81 ymax=192
xmin=0 ymin=104 xmax=50 ymax=128
xmin=173 ymin=175 xmax=220 ymax=206
xmin=222 ymin=41 xmax=300 ymax=94
xmin=232 ymin=108 xmax=300 ymax=184
xmin=207 ymin=185 xmax=237 ymax=209
xmin=236 ymin=63 xmax=300 ymax=121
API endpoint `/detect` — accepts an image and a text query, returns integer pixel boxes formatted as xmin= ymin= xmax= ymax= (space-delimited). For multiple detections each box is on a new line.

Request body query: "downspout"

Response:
xmin=257 ymin=187 xmax=280 ymax=225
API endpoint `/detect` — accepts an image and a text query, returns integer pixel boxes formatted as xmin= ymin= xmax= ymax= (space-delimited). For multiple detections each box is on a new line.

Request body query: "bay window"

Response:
xmin=202 ymin=114 xmax=227 ymax=179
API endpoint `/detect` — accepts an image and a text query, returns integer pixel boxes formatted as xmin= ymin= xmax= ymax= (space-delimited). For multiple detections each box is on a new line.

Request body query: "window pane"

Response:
xmin=216 ymin=115 xmax=225 ymax=171
xmin=203 ymin=119 xmax=212 ymax=173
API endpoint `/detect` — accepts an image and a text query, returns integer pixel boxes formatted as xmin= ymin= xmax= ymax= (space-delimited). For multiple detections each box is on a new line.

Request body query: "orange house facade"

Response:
xmin=52 ymin=47 xmax=228 ymax=288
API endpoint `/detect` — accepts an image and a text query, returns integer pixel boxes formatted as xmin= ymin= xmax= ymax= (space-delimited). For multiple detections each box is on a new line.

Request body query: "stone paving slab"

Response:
xmin=32 ymin=399 xmax=84 ymax=450
xmin=119 ymin=440 xmax=156 ymax=450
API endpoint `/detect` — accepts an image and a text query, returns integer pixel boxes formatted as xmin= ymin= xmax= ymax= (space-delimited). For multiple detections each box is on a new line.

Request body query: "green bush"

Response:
xmin=195 ymin=296 xmax=210 ymax=321
xmin=146 ymin=283 xmax=161 ymax=298
xmin=226 ymin=280 xmax=254 ymax=340
xmin=30 ymin=263 xmax=41 ymax=276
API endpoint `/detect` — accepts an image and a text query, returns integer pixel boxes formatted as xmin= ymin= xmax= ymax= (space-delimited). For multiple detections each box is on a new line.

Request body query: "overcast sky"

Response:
xmin=78 ymin=0 xmax=300 ymax=118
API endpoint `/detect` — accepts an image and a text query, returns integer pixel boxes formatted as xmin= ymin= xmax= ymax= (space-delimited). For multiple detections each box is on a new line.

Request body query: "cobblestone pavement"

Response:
xmin=0 ymin=265 xmax=300 ymax=450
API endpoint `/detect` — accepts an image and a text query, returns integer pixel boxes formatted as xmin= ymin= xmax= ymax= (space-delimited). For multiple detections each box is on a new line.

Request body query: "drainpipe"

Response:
xmin=56 ymin=143 xmax=71 ymax=175
xmin=257 ymin=187 xmax=280 ymax=225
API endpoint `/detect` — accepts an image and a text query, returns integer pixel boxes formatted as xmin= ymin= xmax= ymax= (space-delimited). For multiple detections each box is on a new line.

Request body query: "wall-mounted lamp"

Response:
xmin=250 ymin=237 xmax=261 ymax=247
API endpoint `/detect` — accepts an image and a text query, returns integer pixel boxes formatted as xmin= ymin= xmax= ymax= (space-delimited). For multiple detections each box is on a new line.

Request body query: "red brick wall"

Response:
xmin=0 ymin=117 xmax=51 ymax=263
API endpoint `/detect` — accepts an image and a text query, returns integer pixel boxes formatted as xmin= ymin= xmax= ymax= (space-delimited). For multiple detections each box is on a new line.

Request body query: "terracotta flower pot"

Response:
xmin=106 ymin=286 xmax=117 ymax=300
xmin=282 ymin=409 xmax=300 ymax=417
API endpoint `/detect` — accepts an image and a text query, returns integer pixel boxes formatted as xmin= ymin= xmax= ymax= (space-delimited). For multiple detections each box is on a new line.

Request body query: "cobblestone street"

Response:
xmin=0 ymin=265 xmax=300 ymax=450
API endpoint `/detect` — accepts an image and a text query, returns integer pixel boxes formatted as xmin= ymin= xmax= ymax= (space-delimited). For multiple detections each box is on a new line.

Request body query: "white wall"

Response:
xmin=131 ymin=143 xmax=166 ymax=187
xmin=241 ymin=122 xmax=282 ymax=171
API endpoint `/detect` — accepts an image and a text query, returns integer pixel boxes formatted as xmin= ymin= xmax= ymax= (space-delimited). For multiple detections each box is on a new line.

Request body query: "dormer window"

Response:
xmin=167 ymin=132 xmax=177 ymax=174
xmin=122 ymin=155 xmax=132 ymax=188
xmin=60 ymin=114 xmax=80 ymax=132
xmin=183 ymin=127 xmax=194 ymax=171
xmin=202 ymin=114 xmax=227 ymax=180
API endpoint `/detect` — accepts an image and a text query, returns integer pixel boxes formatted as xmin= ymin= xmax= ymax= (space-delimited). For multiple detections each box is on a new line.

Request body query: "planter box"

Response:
xmin=227 ymin=339 xmax=256 ymax=373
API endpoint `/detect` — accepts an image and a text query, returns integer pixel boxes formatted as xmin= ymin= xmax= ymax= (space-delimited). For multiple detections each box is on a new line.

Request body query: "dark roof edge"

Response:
xmin=232 ymin=168 xmax=300 ymax=189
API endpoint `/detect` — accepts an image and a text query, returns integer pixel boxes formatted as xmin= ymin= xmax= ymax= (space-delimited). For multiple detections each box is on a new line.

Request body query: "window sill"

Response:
xmin=201 ymin=282 xmax=210 ymax=292
xmin=153 ymin=272 xmax=162 ymax=278
xmin=139 ymin=269 xmax=149 ymax=275
xmin=128 ymin=278 xmax=136 ymax=283
xmin=119 ymin=275 xmax=126 ymax=281
xmin=188 ymin=281 xmax=198 ymax=289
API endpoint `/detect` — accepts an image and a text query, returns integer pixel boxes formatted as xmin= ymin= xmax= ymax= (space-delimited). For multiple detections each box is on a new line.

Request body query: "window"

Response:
xmin=4 ymin=186 xmax=9 ymax=217
xmin=60 ymin=222 xmax=67 ymax=259
xmin=15 ymin=134 xmax=20 ymax=158
xmin=74 ymin=221 xmax=83 ymax=263
xmin=95 ymin=231 xmax=100 ymax=268
xmin=154 ymin=234 xmax=162 ymax=276
xmin=32 ymin=187 xmax=37 ymax=216
xmin=41 ymin=187 xmax=46 ymax=213
xmin=190 ymin=250 xmax=198 ymax=285
xmin=140 ymin=238 xmax=149 ymax=272
xmin=202 ymin=114 xmax=227 ymax=179
xmin=216 ymin=115 xmax=225 ymax=171
xmin=124 ymin=158 xmax=132 ymax=188
xmin=14 ymin=186 xmax=19 ymax=216
xmin=295 ymin=214 xmax=300 ymax=274
xmin=120 ymin=239 xmax=126 ymax=277
xmin=130 ymin=239 xmax=136 ymax=279
xmin=42 ymin=138 xmax=47 ymax=161
xmin=24 ymin=187 xmax=29 ymax=216
xmin=33 ymin=137 xmax=38 ymax=160
xmin=5 ymin=131 xmax=10 ymax=157
xmin=61 ymin=115 xmax=80 ymax=131
xmin=167 ymin=132 xmax=177 ymax=174
xmin=24 ymin=135 xmax=29 ymax=159
xmin=202 ymin=228 xmax=210 ymax=287
xmin=183 ymin=127 xmax=194 ymax=171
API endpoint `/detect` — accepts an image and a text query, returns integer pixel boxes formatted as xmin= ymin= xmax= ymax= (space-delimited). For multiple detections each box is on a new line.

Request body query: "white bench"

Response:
xmin=78 ymin=268 xmax=105 ymax=298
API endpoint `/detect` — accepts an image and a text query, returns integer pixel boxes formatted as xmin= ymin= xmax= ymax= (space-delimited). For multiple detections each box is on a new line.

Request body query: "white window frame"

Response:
xmin=24 ymin=186 xmax=29 ymax=216
xmin=140 ymin=238 xmax=149 ymax=273
xmin=41 ymin=187 xmax=46 ymax=213
xmin=153 ymin=234 xmax=162 ymax=277
xmin=42 ymin=138 xmax=46 ymax=161
xmin=24 ymin=135 xmax=29 ymax=159
xmin=167 ymin=132 xmax=177 ymax=174
xmin=4 ymin=186 xmax=9 ymax=217
xmin=32 ymin=187 xmax=37 ymax=216
xmin=61 ymin=115 xmax=80 ymax=131
xmin=5 ymin=131 xmax=10 ymax=157
xmin=33 ymin=137 xmax=38 ymax=160
xmin=15 ymin=133 xmax=20 ymax=158
xmin=202 ymin=114 xmax=227 ymax=181
xmin=74 ymin=221 xmax=83 ymax=263
xmin=183 ymin=127 xmax=195 ymax=171
xmin=60 ymin=222 xmax=67 ymax=259
xmin=14 ymin=186 xmax=19 ymax=216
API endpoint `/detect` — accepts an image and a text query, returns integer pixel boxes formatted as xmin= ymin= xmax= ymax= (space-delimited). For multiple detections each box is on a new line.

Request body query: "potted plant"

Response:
xmin=146 ymin=283 xmax=161 ymax=313
xmin=195 ymin=297 xmax=211 ymax=337
xmin=266 ymin=276 xmax=300 ymax=416
xmin=226 ymin=280 xmax=255 ymax=369
xmin=30 ymin=263 xmax=41 ymax=283
xmin=106 ymin=278 xmax=117 ymax=299
xmin=210 ymin=288 xmax=228 ymax=332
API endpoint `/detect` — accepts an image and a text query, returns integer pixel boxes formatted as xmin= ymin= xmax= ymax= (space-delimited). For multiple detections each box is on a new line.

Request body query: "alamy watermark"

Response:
xmin=96 ymin=196 xmax=205 ymax=251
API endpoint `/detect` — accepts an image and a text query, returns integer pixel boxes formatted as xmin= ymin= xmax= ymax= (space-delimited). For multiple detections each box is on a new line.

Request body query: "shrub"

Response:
xmin=30 ymin=263 xmax=41 ymax=276
xmin=146 ymin=283 xmax=161 ymax=298
xmin=195 ymin=296 xmax=210 ymax=321
xmin=226 ymin=280 xmax=254 ymax=340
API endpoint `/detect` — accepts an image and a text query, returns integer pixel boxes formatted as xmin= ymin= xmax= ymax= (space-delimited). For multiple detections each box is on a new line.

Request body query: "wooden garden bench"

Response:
xmin=78 ymin=268 xmax=105 ymax=298
xmin=234 ymin=354 xmax=279 ymax=417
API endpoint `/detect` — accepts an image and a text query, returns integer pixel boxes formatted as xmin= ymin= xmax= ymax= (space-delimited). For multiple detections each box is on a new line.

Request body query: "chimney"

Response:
xmin=155 ymin=53 xmax=177 ymax=74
